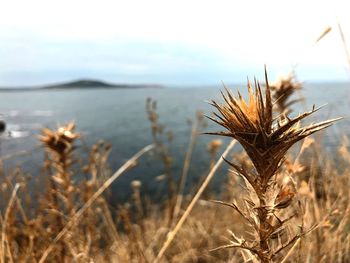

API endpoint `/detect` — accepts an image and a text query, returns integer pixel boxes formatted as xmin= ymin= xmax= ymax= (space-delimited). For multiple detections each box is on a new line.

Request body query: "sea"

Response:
xmin=0 ymin=82 xmax=349 ymax=201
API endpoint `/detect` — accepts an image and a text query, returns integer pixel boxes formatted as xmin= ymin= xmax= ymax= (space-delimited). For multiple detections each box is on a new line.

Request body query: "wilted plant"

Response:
xmin=270 ymin=73 xmax=302 ymax=114
xmin=40 ymin=122 xmax=80 ymax=215
xmin=39 ymin=122 xmax=80 ymax=261
xmin=146 ymin=98 xmax=175 ymax=223
xmin=207 ymin=69 xmax=340 ymax=262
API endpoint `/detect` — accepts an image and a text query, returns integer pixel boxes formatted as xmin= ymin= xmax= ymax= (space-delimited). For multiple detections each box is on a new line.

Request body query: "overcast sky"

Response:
xmin=0 ymin=0 xmax=349 ymax=86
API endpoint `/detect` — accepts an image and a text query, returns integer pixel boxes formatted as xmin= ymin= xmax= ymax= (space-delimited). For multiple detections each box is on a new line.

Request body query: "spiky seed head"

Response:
xmin=40 ymin=122 xmax=80 ymax=157
xmin=270 ymin=73 xmax=302 ymax=114
xmin=207 ymin=70 xmax=340 ymax=179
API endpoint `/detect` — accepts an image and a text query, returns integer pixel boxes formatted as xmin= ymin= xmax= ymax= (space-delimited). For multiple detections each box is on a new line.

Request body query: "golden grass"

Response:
xmin=0 ymin=70 xmax=349 ymax=263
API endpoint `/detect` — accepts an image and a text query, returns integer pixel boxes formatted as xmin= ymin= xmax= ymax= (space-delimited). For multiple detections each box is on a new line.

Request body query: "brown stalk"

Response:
xmin=1 ymin=184 xmax=20 ymax=263
xmin=173 ymin=113 xmax=201 ymax=222
xmin=38 ymin=143 xmax=155 ymax=263
xmin=40 ymin=123 xmax=80 ymax=261
xmin=337 ymin=18 xmax=350 ymax=71
xmin=146 ymin=98 xmax=176 ymax=225
xmin=207 ymin=68 xmax=340 ymax=262
xmin=154 ymin=139 xmax=237 ymax=262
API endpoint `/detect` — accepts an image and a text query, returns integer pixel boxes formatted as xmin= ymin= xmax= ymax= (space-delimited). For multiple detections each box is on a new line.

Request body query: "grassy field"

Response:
xmin=0 ymin=71 xmax=349 ymax=263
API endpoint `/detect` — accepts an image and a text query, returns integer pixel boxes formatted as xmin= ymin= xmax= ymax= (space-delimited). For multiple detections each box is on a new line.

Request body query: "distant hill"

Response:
xmin=0 ymin=79 xmax=163 ymax=91
xmin=43 ymin=79 xmax=162 ymax=89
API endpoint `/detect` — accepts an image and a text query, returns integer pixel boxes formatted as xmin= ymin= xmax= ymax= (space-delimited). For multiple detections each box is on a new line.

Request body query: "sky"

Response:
xmin=0 ymin=0 xmax=349 ymax=86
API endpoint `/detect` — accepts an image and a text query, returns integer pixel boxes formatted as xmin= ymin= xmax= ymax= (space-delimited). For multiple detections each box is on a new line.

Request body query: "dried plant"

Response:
xmin=39 ymin=122 xmax=80 ymax=260
xmin=146 ymin=98 xmax=175 ymax=223
xmin=207 ymin=69 xmax=340 ymax=262
xmin=40 ymin=122 xmax=80 ymax=214
xmin=173 ymin=110 xmax=207 ymax=222
xmin=207 ymin=139 xmax=223 ymax=169
xmin=270 ymin=73 xmax=302 ymax=114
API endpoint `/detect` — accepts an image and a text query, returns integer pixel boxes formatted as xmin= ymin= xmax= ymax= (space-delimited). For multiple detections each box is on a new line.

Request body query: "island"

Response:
xmin=0 ymin=79 xmax=163 ymax=91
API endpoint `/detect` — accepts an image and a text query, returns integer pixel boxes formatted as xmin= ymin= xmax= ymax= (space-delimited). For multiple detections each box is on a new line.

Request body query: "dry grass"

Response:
xmin=0 ymin=70 xmax=349 ymax=263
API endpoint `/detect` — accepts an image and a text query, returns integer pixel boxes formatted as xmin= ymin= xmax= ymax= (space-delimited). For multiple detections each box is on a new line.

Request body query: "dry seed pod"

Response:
xmin=40 ymin=122 xmax=80 ymax=157
xmin=270 ymin=73 xmax=302 ymax=114
xmin=207 ymin=69 xmax=340 ymax=182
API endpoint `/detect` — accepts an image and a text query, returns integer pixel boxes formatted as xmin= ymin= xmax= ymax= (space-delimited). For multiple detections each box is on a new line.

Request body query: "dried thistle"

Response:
xmin=207 ymin=69 xmax=340 ymax=262
xmin=40 ymin=122 xmax=80 ymax=160
xmin=39 ymin=122 xmax=80 ymax=260
xmin=40 ymin=122 xmax=80 ymax=205
xmin=270 ymin=73 xmax=302 ymax=114
xmin=207 ymin=70 xmax=338 ymax=190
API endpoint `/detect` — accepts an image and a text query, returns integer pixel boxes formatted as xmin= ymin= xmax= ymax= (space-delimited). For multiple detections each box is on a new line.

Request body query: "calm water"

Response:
xmin=0 ymin=83 xmax=349 ymax=200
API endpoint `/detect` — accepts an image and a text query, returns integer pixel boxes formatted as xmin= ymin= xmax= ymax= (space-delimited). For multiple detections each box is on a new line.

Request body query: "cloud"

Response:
xmin=0 ymin=38 xmax=251 ymax=85
xmin=0 ymin=0 xmax=349 ymax=85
